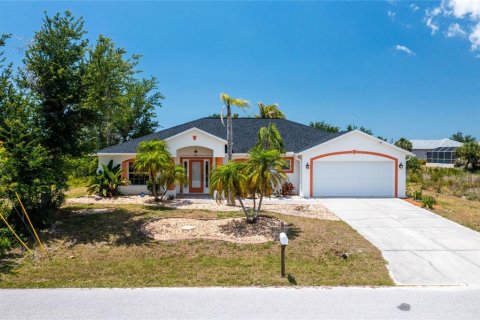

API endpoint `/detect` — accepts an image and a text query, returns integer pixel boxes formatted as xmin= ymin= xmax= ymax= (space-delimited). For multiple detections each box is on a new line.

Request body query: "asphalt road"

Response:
xmin=1 ymin=287 xmax=480 ymax=320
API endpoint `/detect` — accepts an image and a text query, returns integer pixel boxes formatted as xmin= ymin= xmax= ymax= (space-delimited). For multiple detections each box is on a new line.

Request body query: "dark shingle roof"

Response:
xmin=98 ymin=117 xmax=347 ymax=154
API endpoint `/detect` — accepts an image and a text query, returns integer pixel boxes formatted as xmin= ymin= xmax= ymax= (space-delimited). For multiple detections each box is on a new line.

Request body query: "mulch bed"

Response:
xmin=218 ymin=216 xmax=286 ymax=240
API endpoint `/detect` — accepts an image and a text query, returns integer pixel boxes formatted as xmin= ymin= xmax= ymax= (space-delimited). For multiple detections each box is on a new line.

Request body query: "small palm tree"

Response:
xmin=134 ymin=139 xmax=171 ymax=201
xmin=157 ymin=164 xmax=187 ymax=201
xmin=255 ymin=123 xmax=285 ymax=153
xmin=244 ymin=148 xmax=287 ymax=222
xmin=256 ymin=102 xmax=286 ymax=119
xmin=219 ymin=93 xmax=249 ymax=161
xmin=209 ymin=161 xmax=249 ymax=215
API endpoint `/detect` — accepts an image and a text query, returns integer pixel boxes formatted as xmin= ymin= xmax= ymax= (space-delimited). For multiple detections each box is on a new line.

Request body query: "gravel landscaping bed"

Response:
xmin=142 ymin=217 xmax=285 ymax=243
xmin=66 ymin=195 xmax=339 ymax=220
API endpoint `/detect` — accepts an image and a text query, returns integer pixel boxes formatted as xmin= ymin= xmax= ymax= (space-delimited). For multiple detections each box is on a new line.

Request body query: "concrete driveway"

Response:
xmin=320 ymin=198 xmax=480 ymax=285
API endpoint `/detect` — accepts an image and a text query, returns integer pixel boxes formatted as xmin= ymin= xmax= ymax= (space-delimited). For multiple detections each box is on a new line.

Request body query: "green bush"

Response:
xmin=421 ymin=196 xmax=437 ymax=209
xmin=412 ymin=189 xmax=423 ymax=201
xmin=0 ymin=228 xmax=12 ymax=257
xmin=88 ymin=160 xmax=127 ymax=197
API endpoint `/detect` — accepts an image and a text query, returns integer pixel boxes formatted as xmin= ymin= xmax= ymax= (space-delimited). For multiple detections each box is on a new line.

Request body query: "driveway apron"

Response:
xmin=320 ymin=198 xmax=480 ymax=285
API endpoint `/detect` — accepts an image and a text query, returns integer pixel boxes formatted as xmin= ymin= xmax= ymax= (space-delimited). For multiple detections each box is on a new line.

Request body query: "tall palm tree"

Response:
xmin=255 ymin=123 xmax=285 ymax=153
xmin=134 ymin=139 xmax=171 ymax=201
xmin=219 ymin=93 xmax=249 ymax=161
xmin=256 ymin=102 xmax=286 ymax=119
xmin=244 ymin=148 xmax=287 ymax=222
xmin=209 ymin=161 xmax=249 ymax=214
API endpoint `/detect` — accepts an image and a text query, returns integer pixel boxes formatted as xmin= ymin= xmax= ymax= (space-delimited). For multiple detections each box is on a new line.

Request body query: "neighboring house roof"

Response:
xmin=410 ymin=139 xmax=462 ymax=150
xmin=97 ymin=117 xmax=347 ymax=154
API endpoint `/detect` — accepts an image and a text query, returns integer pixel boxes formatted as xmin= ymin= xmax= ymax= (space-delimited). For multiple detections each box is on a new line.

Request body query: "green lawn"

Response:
xmin=0 ymin=204 xmax=393 ymax=287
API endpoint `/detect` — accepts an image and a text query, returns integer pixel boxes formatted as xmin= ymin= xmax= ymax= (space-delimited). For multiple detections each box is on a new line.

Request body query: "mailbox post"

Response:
xmin=279 ymin=232 xmax=288 ymax=277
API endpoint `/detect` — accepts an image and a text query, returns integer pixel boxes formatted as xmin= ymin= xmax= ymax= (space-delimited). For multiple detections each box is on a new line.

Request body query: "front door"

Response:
xmin=189 ymin=160 xmax=203 ymax=193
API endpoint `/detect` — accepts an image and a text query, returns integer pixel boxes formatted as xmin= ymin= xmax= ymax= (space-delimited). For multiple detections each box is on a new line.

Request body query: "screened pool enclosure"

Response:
xmin=426 ymin=147 xmax=458 ymax=165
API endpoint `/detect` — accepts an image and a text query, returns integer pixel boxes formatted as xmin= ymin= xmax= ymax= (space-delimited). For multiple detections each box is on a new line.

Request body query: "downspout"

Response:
xmin=295 ymin=154 xmax=303 ymax=197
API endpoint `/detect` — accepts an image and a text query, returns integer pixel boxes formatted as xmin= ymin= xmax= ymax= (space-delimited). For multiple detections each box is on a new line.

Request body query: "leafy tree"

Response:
xmin=255 ymin=123 xmax=285 ymax=153
xmin=115 ymin=78 xmax=162 ymax=142
xmin=451 ymin=131 xmax=476 ymax=143
xmin=456 ymin=141 xmax=480 ymax=171
xmin=346 ymin=124 xmax=373 ymax=135
xmin=210 ymin=113 xmax=239 ymax=119
xmin=394 ymin=138 xmax=413 ymax=152
xmin=256 ymin=102 xmax=286 ymax=119
xmin=309 ymin=121 xmax=340 ymax=133
xmin=83 ymin=35 xmax=136 ymax=148
xmin=219 ymin=93 xmax=249 ymax=161
xmin=88 ymin=160 xmax=126 ymax=197
xmin=0 ymin=34 xmax=60 ymax=226
xmin=243 ymin=148 xmax=287 ymax=222
xmin=134 ymin=140 xmax=172 ymax=201
xmin=20 ymin=11 xmax=90 ymax=156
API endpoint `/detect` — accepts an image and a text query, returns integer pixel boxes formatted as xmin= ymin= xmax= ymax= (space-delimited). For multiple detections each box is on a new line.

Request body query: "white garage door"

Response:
xmin=313 ymin=160 xmax=395 ymax=197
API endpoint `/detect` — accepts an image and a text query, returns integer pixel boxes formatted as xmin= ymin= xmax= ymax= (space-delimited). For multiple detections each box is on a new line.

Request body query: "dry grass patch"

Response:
xmin=425 ymin=191 xmax=480 ymax=232
xmin=0 ymin=205 xmax=393 ymax=287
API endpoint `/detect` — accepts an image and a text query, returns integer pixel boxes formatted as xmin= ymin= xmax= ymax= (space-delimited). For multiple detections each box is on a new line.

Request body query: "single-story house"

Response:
xmin=410 ymin=139 xmax=462 ymax=168
xmin=97 ymin=117 xmax=413 ymax=198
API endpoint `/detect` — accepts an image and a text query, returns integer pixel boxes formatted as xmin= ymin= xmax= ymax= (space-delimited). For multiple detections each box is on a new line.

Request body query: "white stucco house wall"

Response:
xmin=97 ymin=117 xmax=413 ymax=198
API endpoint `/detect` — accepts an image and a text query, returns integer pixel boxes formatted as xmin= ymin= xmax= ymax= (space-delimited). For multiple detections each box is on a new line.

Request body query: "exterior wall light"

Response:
xmin=306 ymin=163 xmax=310 ymax=170
xmin=194 ymin=149 xmax=198 ymax=156
xmin=399 ymin=162 xmax=404 ymax=169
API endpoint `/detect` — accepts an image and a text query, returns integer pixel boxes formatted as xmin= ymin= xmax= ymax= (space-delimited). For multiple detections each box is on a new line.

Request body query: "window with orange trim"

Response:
xmin=282 ymin=157 xmax=294 ymax=173
xmin=128 ymin=161 xmax=149 ymax=185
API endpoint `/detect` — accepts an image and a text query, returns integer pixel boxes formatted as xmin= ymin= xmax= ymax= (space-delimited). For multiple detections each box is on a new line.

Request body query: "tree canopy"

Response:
xmin=394 ymin=138 xmax=413 ymax=152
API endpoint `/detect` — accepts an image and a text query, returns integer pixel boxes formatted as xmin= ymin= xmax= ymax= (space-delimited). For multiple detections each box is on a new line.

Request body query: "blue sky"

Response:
xmin=1 ymin=1 xmax=479 ymax=141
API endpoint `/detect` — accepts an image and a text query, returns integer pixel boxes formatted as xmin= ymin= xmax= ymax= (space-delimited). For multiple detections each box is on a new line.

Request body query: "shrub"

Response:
xmin=88 ymin=160 xmax=127 ymax=197
xmin=411 ymin=189 xmax=423 ymax=201
xmin=421 ymin=196 xmax=437 ymax=209
xmin=0 ymin=228 xmax=12 ymax=257
xmin=281 ymin=182 xmax=295 ymax=196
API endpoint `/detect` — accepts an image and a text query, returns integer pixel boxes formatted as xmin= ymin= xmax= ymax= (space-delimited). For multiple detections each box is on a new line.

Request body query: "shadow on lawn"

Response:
xmin=50 ymin=208 xmax=151 ymax=246
xmin=0 ymin=252 xmax=22 ymax=278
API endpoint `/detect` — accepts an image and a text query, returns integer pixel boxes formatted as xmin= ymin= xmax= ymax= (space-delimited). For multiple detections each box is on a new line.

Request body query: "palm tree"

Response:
xmin=219 ymin=93 xmax=249 ymax=161
xmin=209 ymin=161 xmax=249 ymax=214
xmin=134 ymin=139 xmax=171 ymax=201
xmin=157 ymin=164 xmax=187 ymax=201
xmin=255 ymin=123 xmax=285 ymax=153
xmin=244 ymin=148 xmax=287 ymax=222
xmin=256 ymin=102 xmax=286 ymax=119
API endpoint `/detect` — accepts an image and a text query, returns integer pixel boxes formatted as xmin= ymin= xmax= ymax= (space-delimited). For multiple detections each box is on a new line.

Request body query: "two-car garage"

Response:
xmin=312 ymin=159 xmax=396 ymax=197
xmin=300 ymin=131 xmax=410 ymax=198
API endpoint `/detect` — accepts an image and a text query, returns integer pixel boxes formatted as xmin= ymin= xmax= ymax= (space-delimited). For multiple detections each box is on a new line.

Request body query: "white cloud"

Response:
xmin=410 ymin=4 xmax=419 ymax=12
xmin=388 ymin=10 xmax=396 ymax=19
xmin=425 ymin=7 xmax=442 ymax=35
xmin=469 ymin=23 xmax=480 ymax=50
xmin=419 ymin=0 xmax=480 ymax=52
xmin=395 ymin=45 xmax=416 ymax=56
xmin=443 ymin=0 xmax=480 ymax=19
xmin=446 ymin=23 xmax=467 ymax=37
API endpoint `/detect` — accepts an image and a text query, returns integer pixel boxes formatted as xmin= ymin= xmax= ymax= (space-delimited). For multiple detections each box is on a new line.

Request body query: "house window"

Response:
xmin=128 ymin=162 xmax=148 ymax=185
xmin=282 ymin=158 xmax=294 ymax=173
